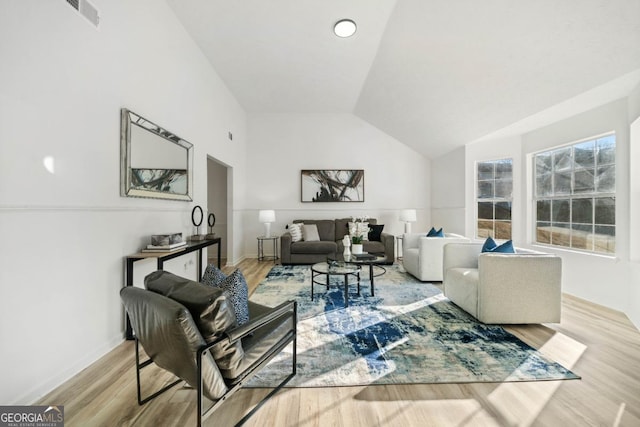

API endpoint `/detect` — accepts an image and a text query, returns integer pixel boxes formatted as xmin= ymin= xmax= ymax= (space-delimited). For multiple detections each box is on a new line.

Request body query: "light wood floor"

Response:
xmin=38 ymin=259 xmax=640 ymax=426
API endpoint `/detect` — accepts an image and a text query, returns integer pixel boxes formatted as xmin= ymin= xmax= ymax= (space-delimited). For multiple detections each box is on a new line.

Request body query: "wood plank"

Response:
xmin=37 ymin=258 xmax=640 ymax=426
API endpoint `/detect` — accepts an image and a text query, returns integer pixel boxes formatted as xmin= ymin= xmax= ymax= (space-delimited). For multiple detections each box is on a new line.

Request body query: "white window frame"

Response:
xmin=532 ymin=132 xmax=616 ymax=255
xmin=475 ymin=158 xmax=513 ymax=240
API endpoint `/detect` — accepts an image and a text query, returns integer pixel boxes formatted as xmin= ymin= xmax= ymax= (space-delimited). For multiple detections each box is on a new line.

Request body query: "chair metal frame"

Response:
xmin=133 ymin=300 xmax=297 ymax=426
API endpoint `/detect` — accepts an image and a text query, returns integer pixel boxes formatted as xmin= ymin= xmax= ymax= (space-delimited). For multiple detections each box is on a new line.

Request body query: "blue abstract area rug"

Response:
xmin=246 ymin=264 xmax=580 ymax=388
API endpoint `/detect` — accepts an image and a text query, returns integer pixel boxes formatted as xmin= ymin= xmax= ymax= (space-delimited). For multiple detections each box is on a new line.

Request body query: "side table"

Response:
xmin=257 ymin=235 xmax=279 ymax=263
xmin=396 ymin=235 xmax=404 ymax=261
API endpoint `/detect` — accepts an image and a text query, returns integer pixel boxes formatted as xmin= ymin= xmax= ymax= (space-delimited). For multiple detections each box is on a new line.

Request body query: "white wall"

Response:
xmin=243 ymin=113 xmax=431 ymax=257
xmin=430 ymin=147 xmax=466 ymax=235
xmin=627 ymin=83 xmax=640 ymax=327
xmin=454 ymin=98 xmax=639 ymax=326
xmin=0 ymin=1 xmax=247 ymax=404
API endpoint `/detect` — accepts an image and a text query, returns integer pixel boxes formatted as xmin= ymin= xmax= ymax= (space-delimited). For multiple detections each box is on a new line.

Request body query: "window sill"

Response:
xmin=530 ymin=243 xmax=618 ymax=261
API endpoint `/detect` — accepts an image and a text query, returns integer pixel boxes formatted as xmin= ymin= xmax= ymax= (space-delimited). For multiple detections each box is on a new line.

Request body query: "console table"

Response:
xmin=124 ymin=237 xmax=221 ymax=339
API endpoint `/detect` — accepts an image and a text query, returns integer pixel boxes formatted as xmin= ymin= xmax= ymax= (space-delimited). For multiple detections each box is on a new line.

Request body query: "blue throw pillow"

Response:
xmin=481 ymin=237 xmax=497 ymax=252
xmin=211 ymin=269 xmax=249 ymax=325
xmin=426 ymin=227 xmax=444 ymax=237
xmin=482 ymin=238 xmax=515 ymax=253
xmin=201 ymin=264 xmax=227 ymax=286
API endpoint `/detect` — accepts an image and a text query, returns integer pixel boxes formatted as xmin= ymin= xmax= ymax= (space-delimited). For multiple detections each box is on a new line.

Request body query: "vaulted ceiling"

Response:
xmin=166 ymin=0 xmax=640 ymax=159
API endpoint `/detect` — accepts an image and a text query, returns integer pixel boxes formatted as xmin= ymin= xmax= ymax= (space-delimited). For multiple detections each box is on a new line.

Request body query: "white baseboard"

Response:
xmin=16 ymin=334 xmax=124 ymax=406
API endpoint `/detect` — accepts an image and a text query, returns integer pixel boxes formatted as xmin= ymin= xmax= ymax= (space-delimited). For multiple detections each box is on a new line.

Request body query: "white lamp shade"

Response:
xmin=258 ymin=210 xmax=276 ymax=223
xmin=399 ymin=209 xmax=417 ymax=222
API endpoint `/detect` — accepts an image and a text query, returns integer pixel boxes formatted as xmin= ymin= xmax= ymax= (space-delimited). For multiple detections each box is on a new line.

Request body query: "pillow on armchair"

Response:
xmin=210 ymin=269 xmax=250 ymax=325
xmin=427 ymin=227 xmax=444 ymax=237
xmin=481 ymin=237 xmax=515 ymax=253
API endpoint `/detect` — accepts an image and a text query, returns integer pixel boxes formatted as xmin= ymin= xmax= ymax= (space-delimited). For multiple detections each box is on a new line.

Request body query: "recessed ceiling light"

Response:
xmin=334 ymin=19 xmax=357 ymax=38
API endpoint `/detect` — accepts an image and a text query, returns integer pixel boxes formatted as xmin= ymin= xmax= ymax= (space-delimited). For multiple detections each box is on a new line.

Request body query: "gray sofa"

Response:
xmin=280 ymin=218 xmax=394 ymax=264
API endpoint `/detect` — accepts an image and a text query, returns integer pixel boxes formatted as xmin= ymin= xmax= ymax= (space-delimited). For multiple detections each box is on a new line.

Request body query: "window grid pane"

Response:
xmin=534 ymin=134 xmax=615 ymax=254
xmin=476 ymin=159 xmax=513 ymax=239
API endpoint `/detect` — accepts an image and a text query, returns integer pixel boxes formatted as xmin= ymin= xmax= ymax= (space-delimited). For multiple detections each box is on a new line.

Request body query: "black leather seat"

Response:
xmin=120 ymin=270 xmax=296 ymax=426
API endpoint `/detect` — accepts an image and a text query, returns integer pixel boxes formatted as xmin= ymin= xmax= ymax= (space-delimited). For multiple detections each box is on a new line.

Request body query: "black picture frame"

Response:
xmin=301 ymin=169 xmax=365 ymax=202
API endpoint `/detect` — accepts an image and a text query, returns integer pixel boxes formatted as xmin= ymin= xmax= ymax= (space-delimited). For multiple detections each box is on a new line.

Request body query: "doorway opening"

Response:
xmin=207 ymin=156 xmax=232 ymax=266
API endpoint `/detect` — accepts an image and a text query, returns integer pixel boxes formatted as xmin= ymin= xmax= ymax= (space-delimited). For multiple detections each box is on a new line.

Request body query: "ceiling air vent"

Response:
xmin=65 ymin=0 xmax=100 ymax=28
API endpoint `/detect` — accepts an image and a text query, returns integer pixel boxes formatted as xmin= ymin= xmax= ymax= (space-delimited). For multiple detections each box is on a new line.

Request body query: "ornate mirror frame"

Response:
xmin=120 ymin=108 xmax=194 ymax=201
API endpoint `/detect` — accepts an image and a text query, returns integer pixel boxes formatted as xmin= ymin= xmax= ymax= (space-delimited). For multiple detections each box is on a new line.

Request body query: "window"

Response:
xmin=534 ymin=133 xmax=615 ymax=254
xmin=476 ymin=158 xmax=513 ymax=239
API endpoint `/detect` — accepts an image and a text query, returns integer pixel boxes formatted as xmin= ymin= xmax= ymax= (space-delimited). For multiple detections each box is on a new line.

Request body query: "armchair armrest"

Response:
xmin=443 ymin=242 xmax=482 ymax=271
xmin=225 ymin=300 xmax=297 ymax=343
xmin=477 ymin=254 xmax=562 ymax=323
xmin=280 ymin=232 xmax=293 ymax=264
xmin=379 ymin=232 xmax=395 ymax=262
xmin=403 ymin=233 xmax=421 ymax=250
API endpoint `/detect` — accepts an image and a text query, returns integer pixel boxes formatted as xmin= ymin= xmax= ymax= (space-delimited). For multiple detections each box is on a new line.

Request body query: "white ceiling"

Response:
xmin=166 ymin=0 xmax=640 ymax=159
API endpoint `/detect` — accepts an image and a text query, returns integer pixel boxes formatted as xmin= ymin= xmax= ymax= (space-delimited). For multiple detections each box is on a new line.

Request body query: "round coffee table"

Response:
xmin=328 ymin=253 xmax=387 ymax=297
xmin=310 ymin=261 xmax=361 ymax=307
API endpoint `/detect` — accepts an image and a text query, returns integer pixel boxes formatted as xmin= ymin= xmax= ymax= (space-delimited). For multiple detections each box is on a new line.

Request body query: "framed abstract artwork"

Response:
xmin=301 ymin=169 xmax=364 ymax=202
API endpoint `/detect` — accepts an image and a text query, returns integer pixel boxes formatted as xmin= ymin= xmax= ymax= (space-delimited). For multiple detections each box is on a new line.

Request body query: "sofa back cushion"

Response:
xmin=294 ymin=219 xmax=335 ymax=241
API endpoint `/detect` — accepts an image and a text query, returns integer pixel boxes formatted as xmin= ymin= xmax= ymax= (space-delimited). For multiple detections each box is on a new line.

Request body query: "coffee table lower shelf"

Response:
xmin=310 ymin=262 xmax=361 ymax=307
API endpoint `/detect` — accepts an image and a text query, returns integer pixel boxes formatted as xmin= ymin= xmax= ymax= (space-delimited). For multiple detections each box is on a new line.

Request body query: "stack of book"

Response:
xmin=353 ymin=253 xmax=376 ymax=260
xmin=141 ymin=241 xmax=187 ymax=253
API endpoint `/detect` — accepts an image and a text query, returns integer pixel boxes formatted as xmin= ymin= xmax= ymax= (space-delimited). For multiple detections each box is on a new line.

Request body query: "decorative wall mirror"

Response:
xmin=120 ymin=108 xmax=194 ymax=201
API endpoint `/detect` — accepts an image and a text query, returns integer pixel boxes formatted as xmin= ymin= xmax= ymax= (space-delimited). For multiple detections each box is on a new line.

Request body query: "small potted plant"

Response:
xmin=351 ymin=235 xmax=364 ymax=254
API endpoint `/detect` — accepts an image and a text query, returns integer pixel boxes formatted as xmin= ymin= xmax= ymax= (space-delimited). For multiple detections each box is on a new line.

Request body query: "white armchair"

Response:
xmin=402 ymin=233 xmax=470 ymax=281
xmin=442 ymin=242 xmax=562 ymax=324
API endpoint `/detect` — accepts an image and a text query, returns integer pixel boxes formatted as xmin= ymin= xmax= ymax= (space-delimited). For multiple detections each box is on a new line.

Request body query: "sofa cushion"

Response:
xmin=290 ymin=240 xmax=337 ymax=254
xmin=302 ymin=224 xmax=320 ymax=241
xmin=295 ymin=219 xmax=335 ymax=241
xmin=363 ymin=240 xmax=385 ymax=254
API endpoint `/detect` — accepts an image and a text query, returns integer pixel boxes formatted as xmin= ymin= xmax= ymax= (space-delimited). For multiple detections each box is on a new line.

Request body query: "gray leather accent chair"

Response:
xmin=280 ymin=218 xmax=394 ymax=264
xmin=120 ymin=270 xmax=297 ymax=426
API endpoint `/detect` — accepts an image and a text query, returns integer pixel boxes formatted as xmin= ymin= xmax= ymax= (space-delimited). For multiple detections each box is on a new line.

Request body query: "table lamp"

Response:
xmin=399 ymin=209 xmax=416 ymax=233
xmin=259 ymin=210 xmax=276 ymax=238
